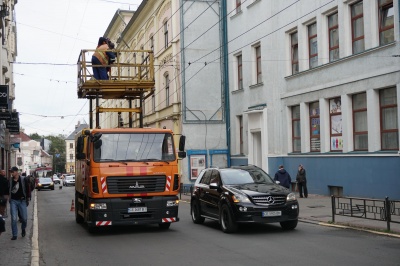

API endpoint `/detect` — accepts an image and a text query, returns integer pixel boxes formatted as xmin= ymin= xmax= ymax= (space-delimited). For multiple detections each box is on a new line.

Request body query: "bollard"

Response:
xmin=385 ymin=197 xmax=391 ymax=231
xmin=331 ymin=195 xmax=335 ymax=223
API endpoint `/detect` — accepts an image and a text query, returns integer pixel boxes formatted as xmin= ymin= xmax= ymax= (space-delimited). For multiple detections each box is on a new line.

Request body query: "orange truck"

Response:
xmin=74 ymin=127 xmax=186 ymax=232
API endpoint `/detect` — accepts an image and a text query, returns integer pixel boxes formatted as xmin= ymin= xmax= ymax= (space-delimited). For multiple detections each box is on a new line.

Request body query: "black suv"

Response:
xmin=190 ymin=165 xmax=299 ymax=233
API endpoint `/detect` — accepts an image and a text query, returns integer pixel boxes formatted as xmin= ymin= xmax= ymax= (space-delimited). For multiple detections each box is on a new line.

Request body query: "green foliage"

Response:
xmin=46 ymin=135 xmax=66 ymax=174
xmin=29 ymin=133 xmax=42 ymax=141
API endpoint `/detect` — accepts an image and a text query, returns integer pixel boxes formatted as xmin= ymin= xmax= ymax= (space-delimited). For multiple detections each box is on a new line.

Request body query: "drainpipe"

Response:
xmin=221 ymin=0 xmax=231 ymax=167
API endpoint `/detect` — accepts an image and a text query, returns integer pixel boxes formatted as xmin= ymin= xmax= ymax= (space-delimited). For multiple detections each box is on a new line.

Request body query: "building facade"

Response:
xmin=65 ymin=122 xmax=88 ymax=174
xmin=228 ymin=0 xmax=399 ymax=198
xmin=0 ymin=0 xmax=18 ymax=171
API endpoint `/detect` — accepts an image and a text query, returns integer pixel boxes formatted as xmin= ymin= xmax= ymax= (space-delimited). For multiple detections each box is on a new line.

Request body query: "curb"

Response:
xmin=299 ymin=218 xmax=400 ymax=238
xmin=31 ymin=190 xmax=39 ymax=266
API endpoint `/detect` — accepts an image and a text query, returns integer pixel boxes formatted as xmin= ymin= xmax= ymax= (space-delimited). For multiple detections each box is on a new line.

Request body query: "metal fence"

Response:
xmin=332 ymin=196 xmax=400 ymax=231
xmin=179 ymin=184 xmax=193 ymax=200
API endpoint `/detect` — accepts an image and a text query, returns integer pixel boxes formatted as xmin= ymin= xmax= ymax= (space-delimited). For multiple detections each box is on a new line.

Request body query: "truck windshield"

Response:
xmin=93 ymin=133 xmax=176 ymax=162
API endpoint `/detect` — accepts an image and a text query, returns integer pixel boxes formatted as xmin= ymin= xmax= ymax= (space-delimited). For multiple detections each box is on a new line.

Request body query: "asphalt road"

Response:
xmin=37 ymin=187 xmax=400 ymax=266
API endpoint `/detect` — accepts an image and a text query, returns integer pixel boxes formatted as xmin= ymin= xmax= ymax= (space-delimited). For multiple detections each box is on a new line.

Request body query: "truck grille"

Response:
xmin=107 ymin=176 xmax=166 ymax=194
xmin=251 ymin=195 xmax=286 ymax=206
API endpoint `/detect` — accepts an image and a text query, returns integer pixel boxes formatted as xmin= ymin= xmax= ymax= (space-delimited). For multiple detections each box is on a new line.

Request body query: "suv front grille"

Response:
xmin=251 ymin=195 xmax=286 ymax=206
xmin=107 ymin=176 xmax=166 ymax=194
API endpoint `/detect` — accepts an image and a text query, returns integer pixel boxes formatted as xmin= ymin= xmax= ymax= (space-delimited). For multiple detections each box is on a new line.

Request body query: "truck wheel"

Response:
xmin=191 ymin=200 xmax=205 ymax=224
xmin=159 ymin=223 xmax=171 ymax=230
xmin=280 ymin=220 xmax=298 ymax=230
xmin=75 ymin=194 xmax=84 ymax=224
xmin=220 ymin=204 xmax=238 ymax=233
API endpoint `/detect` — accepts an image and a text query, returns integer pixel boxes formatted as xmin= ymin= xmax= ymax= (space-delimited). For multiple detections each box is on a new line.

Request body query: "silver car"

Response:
xmin=63 ymin=175 xmax=75 ymax=187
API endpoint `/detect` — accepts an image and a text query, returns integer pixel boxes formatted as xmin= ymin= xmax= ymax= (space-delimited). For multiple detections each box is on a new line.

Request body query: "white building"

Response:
xmin=227 ymin=0 xmax=399 ymax=198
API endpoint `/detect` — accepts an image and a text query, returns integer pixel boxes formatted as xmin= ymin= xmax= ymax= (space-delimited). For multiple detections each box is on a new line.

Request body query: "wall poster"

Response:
xmin=190 ymin=155 xmax=206 ymax=180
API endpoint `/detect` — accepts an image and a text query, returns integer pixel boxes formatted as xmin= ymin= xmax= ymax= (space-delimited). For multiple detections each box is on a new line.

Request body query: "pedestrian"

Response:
xmin=274 ymin=165 xmax=291 ymax=189
xmin=0 ymin=169 xmax=9 ymax=217
xmin=296 ymin=164 xmax=308 ymax=198
xmin=0 ymin=214 xmax=5 ymax=235
xmin=9 ymin=166 xmax=31 ymax=240
xmin=91 ymin=37 xmax=116 ymax=80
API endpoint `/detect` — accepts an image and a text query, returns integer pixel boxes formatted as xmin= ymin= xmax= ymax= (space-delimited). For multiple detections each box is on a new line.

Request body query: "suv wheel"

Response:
xmin=220 ymin=204 xmax=238 ymax=233
xmin=280 ymin=220 xmax=298 ymax=230
xmin=191 ymin=200 xmax=205 ymax=224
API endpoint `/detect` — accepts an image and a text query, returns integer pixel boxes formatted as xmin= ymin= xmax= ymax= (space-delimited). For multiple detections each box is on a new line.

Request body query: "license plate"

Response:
xmin=262 ymin=211 xmax=282 ymax=217
xmin=128 ymin=207 xmax=147 ymax=213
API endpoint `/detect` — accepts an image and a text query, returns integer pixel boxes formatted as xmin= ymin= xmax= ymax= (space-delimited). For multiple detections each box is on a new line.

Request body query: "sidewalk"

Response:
xmin=179 ymin=192 xmax=400 ymax=237
xmin=0 ymin=196 xmax=34 ymax=266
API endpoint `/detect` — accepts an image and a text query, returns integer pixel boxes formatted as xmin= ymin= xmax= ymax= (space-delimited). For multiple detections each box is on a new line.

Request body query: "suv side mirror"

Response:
xmin=209 ymin=182 xmax=219 ymax=189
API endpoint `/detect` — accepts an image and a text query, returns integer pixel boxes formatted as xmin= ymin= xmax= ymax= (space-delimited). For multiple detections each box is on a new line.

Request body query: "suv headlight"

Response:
xmin=286 ymin=192 xmax=296 ymax=202
xmin=232 ymin=193 xmax=251 ymax=203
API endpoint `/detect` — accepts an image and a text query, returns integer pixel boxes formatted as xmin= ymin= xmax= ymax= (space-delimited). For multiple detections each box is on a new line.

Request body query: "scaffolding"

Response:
xmin=77 ymin=49 xmax=155 ymax=128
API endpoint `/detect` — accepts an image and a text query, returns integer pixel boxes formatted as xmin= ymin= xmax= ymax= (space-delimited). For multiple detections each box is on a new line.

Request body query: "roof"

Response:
xmin=66 ymin=124 xmax=89 ymax=140
xmin=16 ymin=131 xmax=32 ymax=142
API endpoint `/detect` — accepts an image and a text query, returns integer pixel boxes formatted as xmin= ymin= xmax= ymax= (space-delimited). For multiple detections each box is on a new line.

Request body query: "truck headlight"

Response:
xmin=166 ymin=200 xmax=179 ymax=207
xmin=287 ymin=193 xmax=296 ymax=202
xmin=90 ymin=203 xmax=107 ymax=210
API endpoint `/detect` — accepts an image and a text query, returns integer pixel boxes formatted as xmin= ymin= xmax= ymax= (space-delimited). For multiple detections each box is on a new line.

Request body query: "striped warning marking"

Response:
xmin=165 ymin=176 xmax=171 ymax=191
xmin=96 ymin=221 xmax=112 ymax=226
xmin=161 ymin=217 xmax=177 ymax=223
xmin=101 ymin=177 xmax=107 ymax=193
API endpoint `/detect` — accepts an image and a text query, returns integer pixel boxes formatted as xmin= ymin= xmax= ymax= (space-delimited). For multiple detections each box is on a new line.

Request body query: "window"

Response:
xmin=165 ymin=74 xmax=170 ymax=106
xmin=353 ymin=93 xmax=368 ymax=151
xmin=291 ymin=32 xmax=299 ymax=74
xmin=379 ymin=0 xmax=394 ymax=45
xmin=70 ymin=143 xmax=73 ymax=149
xmin=292 ymin=106 xmax=301 ymax=152
xmin=70 ymin=154 xmax=73 ymax=160
xmin=328 ymin=12 xmax=339 ymax=62
xmin=308 ymin=23 xmax=318 ymax=68
xmin=236 ymin=0 xmax=241 ymax=13
xmin=380 ymin=87 xmax=398 ymax=150
xmin=351 ymin=1 xmax=364 ymax=54
xmin=255 ymin=46 xmax=262 ymax=83
xmin=152 ymin=94 xmax=155 ymax=113
xmin=237 ymin=55 xmax=243 ymax=90
xmin=310 ymin=102 xmax=320 ymax=152
xmin=164 ymin=21 xmax=168 ymax=49
xmin=330 ymin=97 xmax=343 ymax=151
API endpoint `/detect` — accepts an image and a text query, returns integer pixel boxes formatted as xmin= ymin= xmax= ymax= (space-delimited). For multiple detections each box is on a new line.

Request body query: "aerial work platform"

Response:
xmin=77 ymin=49 xmax=155 ymax=100
xmin=77 ymin=49 xmax=155 ymax=128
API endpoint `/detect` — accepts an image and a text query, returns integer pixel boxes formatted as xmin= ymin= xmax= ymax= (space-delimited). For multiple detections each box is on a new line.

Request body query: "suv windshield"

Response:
xmin=93 ymin=133 xmax=176 ymax=162
xmin=221 ymin=168 xmax=274 ymax=185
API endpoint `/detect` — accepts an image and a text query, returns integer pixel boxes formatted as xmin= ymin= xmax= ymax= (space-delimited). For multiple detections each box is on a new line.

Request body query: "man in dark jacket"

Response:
xmin=296 ymin=164 xmax=308 ymax=198
xmin=274 ymin=165 xmax=291 ymax=189
xmin=9 ymin=166 xmax=31 ymax=240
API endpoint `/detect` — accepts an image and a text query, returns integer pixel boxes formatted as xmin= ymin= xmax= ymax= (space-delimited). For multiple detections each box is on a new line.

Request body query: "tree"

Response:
xmin=46 ymin=134 xmax=66 ymax=174
xmin=29 ymin=133 xmax=42 ymax=141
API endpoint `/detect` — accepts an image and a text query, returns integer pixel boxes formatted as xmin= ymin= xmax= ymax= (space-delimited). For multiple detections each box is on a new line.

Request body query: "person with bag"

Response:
xmin=9 ymin=166 xmax=31 ymax=240
xmin=0 ymin=169 xmax=9 ymax=217
xmin=91 ymin=37 xmax=116 ymax=80
xmin=296 ymin=164 xmax=308 ymax=198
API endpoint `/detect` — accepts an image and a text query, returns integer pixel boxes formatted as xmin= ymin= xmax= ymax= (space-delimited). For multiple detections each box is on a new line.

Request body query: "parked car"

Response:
xmin=63 ymin=175 xmax=75 ymax=187
xmin=36 ymin=177 xmax=54 ymax=191
xmin=52 ymin=175 xmax=61 ymax=184
xmin=190 ymin=165 xmax=299 ymax=233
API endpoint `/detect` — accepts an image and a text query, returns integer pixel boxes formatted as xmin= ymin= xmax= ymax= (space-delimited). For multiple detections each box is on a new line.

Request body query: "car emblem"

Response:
xmin=132 ymin=198 xmax=142 ymax=203
xmin=266 ymin=196 xmax=274 ymax=204
xmin=129 ymin=181 xmax=145 ymax=189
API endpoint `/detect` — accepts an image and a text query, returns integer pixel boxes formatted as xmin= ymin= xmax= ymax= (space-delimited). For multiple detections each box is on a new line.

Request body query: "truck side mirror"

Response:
xmin=178 ymin=151 xmax=186 ymax=159
xmin=179 ymin=135 xmax=186 ymax=151
xmin=76 ymin=136 xmax=85 ymax=160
